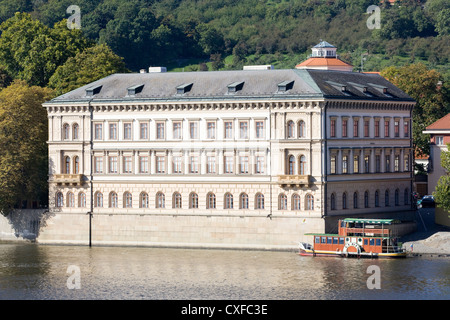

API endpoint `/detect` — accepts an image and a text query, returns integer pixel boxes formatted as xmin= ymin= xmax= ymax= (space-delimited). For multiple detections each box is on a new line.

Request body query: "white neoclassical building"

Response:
xmin=40 ymin=63 xmax=415 ymax=249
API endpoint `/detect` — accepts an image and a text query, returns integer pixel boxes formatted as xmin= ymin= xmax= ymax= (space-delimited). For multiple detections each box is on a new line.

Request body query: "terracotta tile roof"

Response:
xmin=426 ymin=113 xmax=450 ymax=130
xmin=295 ymin=57 xmax=352 ymax=68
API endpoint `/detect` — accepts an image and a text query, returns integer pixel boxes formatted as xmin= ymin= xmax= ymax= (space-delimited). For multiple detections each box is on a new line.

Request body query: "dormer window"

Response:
xmin=86 ymin=85 xmax=102 ymax=96
xmin=227 ymin=81 xmax=244 ymax=93
xmin=277 ymin=80 xmax=294 ymax=92
xmin=176 ymin=83 xmax=193 ymax=94
xmin=127 ymin=84 xmax=144 ymax=96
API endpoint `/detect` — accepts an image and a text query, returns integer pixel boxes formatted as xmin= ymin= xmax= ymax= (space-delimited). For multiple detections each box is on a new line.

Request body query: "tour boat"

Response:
xmin=298 ymin=218 xmax=407 ymax=258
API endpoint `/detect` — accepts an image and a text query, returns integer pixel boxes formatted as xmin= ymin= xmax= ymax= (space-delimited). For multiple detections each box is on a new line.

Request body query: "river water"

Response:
xmin=0 ymin=242 xmax=448 ymax=301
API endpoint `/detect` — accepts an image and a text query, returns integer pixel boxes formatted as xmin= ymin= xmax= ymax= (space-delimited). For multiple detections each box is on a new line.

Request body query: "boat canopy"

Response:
xmin=341 ymin=218 xmax=401 ymax=225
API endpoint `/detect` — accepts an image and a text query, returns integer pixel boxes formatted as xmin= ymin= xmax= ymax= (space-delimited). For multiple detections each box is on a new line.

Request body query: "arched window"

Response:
xmin=224 ymin=193 xmax=233 ymax=209
xmin=364 ymin=191 xmax=369 ymax=208
xmin=292 ymin=194 xmax=301 ymax=210
xmin=306 ymin=194 xmax=314 ymax=210
xmin=140 ymin=192 xmax=149 ymax=208
xmin=395 ymin=189 xmax=399 ymax=206
xmin=67 ymin=192 xmax=75 ymax=207
xmin=173 ymin=192 xmax=182 ymax=209
xmin=342 ymin=192 xmax=347 ymax=209
xmin=353 ymin=192 xmax=358 ymax=209
xmin=404 ymin=188 xmax=409 ymax=205
xmin=288 ymin=155 xmax=295 ymax=175
xmin=239 ymin=193 xmax=249 ymax=209
xmin=299 ymin=155 xmax=306 ymax=175
xmin=207 ymin=192 xmax=216 ymax=209
xmin=255 ymin=193 xmax=264 ymax=209
xmin=385 ymin=190 xmax=390 ymax=206
xmin=156 ymin=192 xmax=165 ymax=208
xmin=94 ymin=191 xmax=103 ymax=207
xmin=73 ymin=156 xmax=80 ymax=174
xmin=64 ymin=156 xmax=71 ymax=174
xmin=189 ymin=192 xmax=198 ymax=209
xmin=330 ymin=193 xmax=336 ymax=210
xmin=287 ymin=120 xmax=295 ymax=138
xmin=298 ymin=120 xmax=305 ymax=138
xmin=124 ymin=192 xmax=132 ymax=208
xmin=109 ymin=192 xmax=118 ymax=208
xmin=375 ymin=190 xmax=379 ymax=207
xmin=78 ymin=192 xmax=86 ymax=208
xmin=279 ymin=193 xmax=288 ymax=210
xmin=63 ymin=123 xmax=70 ymax=140
xmin=72 ymin=123 xmax=79 ymax=140
xmin=56 ymin=192 xmax=64 ymax=207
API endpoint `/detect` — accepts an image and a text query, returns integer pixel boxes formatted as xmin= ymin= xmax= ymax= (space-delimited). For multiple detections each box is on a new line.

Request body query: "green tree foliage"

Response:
xmin=0 ymin=80 xmax=54 ymax=216
xmin=0 ymin=12 xmax=92 ymax=86
xmin=433 ymin=144 xmax=450 ymax=212
xmin=48 ymin=44 xmax=129 ymax=96
xmin=381 ymin=63 xmax=450 ymax=156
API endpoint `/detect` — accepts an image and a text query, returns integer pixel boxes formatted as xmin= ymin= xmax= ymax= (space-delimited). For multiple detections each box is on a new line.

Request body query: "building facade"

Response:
xmin=40 ymin=65 xmax=415 ymax=249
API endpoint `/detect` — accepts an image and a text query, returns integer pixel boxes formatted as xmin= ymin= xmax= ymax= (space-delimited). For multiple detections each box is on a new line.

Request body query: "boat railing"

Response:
xmin=382 ymin=245 xmax=406 ymax=253
xmin=343 ymin=227 xmax=390 ymax=236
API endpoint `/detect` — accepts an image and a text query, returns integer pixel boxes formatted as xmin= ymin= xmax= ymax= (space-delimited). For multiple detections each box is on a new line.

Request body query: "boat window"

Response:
xmin=333 ymin=237 xmax=338 ymax=244
xmin=369 ymin=239 xmax=374 ymax=246
xmin=327 ymin=237 xmax=332 ymax=244
xmin=315 ymin=236 xmax=320 ymax=243
xmin=339 ymin=238 xmax=344 ymax=245
xmin=364 ymin=239 xmax=368 ymax=245
xmin=321 ymin=237 xmax=326 ymax=243
xmin=376 ymin=239 xmax=381 ymax=246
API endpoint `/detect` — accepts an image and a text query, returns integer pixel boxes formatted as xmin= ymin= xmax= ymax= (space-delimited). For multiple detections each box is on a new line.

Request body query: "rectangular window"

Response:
xmin=375 ymin=120 xmax=380 ymax=137
xmin=364 ymin=155 xmax=370 ymax=173
xmin=109 ymin=156 xmax=118 ymax=173
xmin=224 ymin=121 xmax=233 ymax=139
xmin=173 ymin=122 xmax=182 ymax=139
xmin=156 ymin=156 xmax=165 ymax=173
xmin=123 ymin=156 xmax=132 ymax=173
xmin=404 ymin=121 xmax=409 ymax=137
xmin=123 ymin=123 xmax=132 ymax=140
xmin=330 ymin=119 xmax=336 ymax=137
xmin=364 ymin=120 xmax=370 ymax=137
xmin=394 ymin=121 xmax=399 ymax=137
xmin=353 ymin=119 xmax=359 ymax=137
xmin=436 ymin=136 xmax=444 ymax=145
xmin=207 ymin=156 xmax=216 ymax=173
xmin=94 ymin=123 xmax=103 ymax=140
xmin=239 ymin=121 xmax=248 ymax=139
xmin=190 ymin=156 xmax=199 ymax=174
xmin=156 ymin=122 xmax=165 ymax=139
xmin=353 ymin=155 xmax=359 ymax=173
xmin=225 ymin=156 xmax=233 ymax=173
xmin=207 ymin=122 xmax=216 ymax=139
xmin=404 ymin=154 xmax=410 ymax=172
xmin=94 ymin=156 xmax=103 ymax=173
xmin=139 ymin=123 xmax=148 ymax=140
xmin=342 ymin=155 xmax=348 ymax=174
xmin=109 ymin=123 xmax=117 ymax=140
xmin=330 ymin=155 xmax=336 ymax=174
xmin=189 ymin=122 xmax=198 ymax=139
xmin=139 ymin=156 xmax=148 ymax=173
xmin=342 ymin=119 xmax=348 ymax=137
xmin=384 ymin=120 xmax=390 ymax=137
xmin=255 ymin=121 xmax=264 ymax=139
xmin=255 ymin=156 xmax=264 ymax=174
xmin=385 ymin=155 xmax=391 ymax=172
xmin=394 ymin=155 xmax=400 ymax=172
xmin=239 ymin=156 xmax=249 ymax=174
xmin=376 ymin=155 xmax=381 ymax=173
xmin=173 ymin=156 xmax=182 ymax=173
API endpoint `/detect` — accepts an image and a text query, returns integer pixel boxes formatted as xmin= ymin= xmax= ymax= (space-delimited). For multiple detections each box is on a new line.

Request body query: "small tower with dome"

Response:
xmin=296 ymin=40 xmax=353 ymax=72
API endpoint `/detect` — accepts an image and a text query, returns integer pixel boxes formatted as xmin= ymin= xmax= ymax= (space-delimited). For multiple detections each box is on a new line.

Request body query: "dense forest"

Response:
xmin=0 ymin=0 xmax=448 ymax=77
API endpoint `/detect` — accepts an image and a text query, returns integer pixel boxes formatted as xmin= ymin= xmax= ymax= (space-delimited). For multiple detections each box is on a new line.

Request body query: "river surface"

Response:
xmin=0 ymin=242 xmax=448 ymax=300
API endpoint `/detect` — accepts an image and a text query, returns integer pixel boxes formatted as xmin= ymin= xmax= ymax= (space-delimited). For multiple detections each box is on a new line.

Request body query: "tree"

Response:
xmin=433 ymin=144 xmax=450 ymax=212
xmin=48 ymin=44 xmax=129 ymax=96
xmin=0 ymin=80 xmax=54 ymax=216
xmin=0 ymin=12 xmax=92 ymax=86
xmin=381 ymin=63 xmax=450 ymax=156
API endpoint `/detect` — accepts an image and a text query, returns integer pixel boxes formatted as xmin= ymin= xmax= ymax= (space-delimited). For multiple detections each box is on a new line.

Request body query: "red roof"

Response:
xmin=426 ymin=113 xmax=450 ymax=130
xmin=295 ymin=57 xmax=352 ymax=68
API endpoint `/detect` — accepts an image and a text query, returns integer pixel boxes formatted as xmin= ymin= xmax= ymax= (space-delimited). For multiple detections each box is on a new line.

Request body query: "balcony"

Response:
xmin=277 ymin=175 xmax=311 ymax=187
xmin=53 ymin=174 xmax=84 ymax=186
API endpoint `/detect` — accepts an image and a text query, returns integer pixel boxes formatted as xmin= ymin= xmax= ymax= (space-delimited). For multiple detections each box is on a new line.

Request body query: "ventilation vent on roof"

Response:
xmin=149 ymin=67 xmax=167 ymax=73
xmin=127 ymin=84 xmax=144 ymax=96
xmin=243 ymin=65 xmax=274 ymax=70
xmin=86 ymin=85 xmax=102 ymax=96
xmin=278 ymin=80 xmax=294 ymax=92
xmin=227 ymin=81 xmax=244 ymax=93
xmin=176 ymin=83 xmax=193 ymax=94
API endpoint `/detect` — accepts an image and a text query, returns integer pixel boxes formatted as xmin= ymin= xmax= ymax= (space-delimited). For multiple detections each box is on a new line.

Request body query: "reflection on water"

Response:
xmin=0 ymin=242 xmax=449 ymax=300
